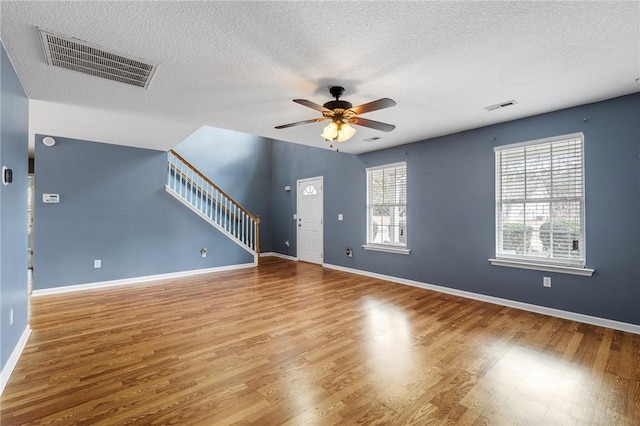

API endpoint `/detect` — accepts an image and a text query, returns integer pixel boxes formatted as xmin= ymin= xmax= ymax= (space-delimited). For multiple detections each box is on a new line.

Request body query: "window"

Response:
xmin=492 ymin=133 xmax=593 ymax=275
xmin=302 ymin=184 xmax=317 ymax=196
xmin=364 ymin=162 xmax=409 ymax=254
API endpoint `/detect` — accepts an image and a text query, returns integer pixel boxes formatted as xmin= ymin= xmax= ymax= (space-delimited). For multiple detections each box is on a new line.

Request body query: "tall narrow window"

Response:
xmin=494 ymin=133 xmax=587 ymax=270
xmin=364 ymin=162 xmax=409 ymax=254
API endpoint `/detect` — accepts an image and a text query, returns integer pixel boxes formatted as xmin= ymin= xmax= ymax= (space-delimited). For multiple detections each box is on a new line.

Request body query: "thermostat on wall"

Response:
xmin=42 ymin=194 xmax=60 ymax=203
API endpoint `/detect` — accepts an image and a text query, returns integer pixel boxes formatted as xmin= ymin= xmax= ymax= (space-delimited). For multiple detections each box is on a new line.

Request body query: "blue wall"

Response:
xmin=0 ymin=43 xmax=29 ymax=370
xmin=271 ymin=93 xmax=640 ymax=326
xmin=174 ymin=126 xmax=273 ymax=252
xmin=33 ymin=136 xmax=253 ymax=290
xmin=270 ymin=141 xmax=364 ymax=257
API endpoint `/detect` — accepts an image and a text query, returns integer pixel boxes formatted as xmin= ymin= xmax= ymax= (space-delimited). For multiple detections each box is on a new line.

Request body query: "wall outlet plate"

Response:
xmin=543 ymin=277 xmax=551 ymax=287
xmin=94 ymin=259 xmax=101 ymax=268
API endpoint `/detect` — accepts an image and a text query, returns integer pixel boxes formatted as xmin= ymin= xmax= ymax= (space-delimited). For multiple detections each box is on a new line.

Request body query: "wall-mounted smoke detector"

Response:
xmin=42 ymin=136 xmax=56 ymax=147
xmin=483 ymin=100 xmax=518 ymax=112
xmin=38 ymin=28 xmax=157 ymax=89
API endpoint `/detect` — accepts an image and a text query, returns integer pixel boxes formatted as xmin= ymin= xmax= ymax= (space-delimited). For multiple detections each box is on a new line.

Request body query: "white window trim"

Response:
xmin=494 ymin=132 xmax=583 ymax=152
xmin=365 ymin=161 xmax=408 ymax=253
xmin=488 ymin=258 xmax=594 ymax=276
xmin=493 ymin=133 xmax=593 ymax=275
xmin=362 ymin=244 xmax=411 ymax=255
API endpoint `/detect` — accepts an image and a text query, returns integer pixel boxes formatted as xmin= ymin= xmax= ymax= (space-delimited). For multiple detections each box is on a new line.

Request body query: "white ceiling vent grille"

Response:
xmin=38 ymin=29 xmax=157 ymax=89
xmin=484 ymin=100 xmax=518 ymax=112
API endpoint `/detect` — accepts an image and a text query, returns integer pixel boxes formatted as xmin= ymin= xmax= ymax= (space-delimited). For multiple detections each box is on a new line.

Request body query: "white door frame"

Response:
xmin=296 ymin=176 xmax=324 ymax=264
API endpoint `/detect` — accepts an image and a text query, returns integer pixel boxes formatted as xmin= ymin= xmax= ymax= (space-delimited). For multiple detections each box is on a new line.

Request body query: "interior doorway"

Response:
xmin=27 ymin=175 xmax=33 ymax=270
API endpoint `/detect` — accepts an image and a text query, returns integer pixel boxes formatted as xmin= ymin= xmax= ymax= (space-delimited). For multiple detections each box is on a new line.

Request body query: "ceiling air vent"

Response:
xmin=38 ymin=28 xmax=157 ymax=89
xmin=483 ymin=100 xmax=518 ymax=112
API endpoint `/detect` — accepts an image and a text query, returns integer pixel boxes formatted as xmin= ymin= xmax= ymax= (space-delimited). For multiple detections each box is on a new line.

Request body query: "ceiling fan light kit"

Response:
xmin=276 ymin=86 xmax=396 ymax=146
xmin=321 ymin=121 xmax=339 ymax=140
xmin=321 ymin=121 xmax=356 ymax=142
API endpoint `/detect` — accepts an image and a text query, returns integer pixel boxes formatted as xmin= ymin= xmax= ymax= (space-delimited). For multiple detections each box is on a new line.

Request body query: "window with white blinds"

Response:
xmin=366 ymin=162 xmax=407 ymax=250
xmin=495 ymin=133 xmax=585 ymax=267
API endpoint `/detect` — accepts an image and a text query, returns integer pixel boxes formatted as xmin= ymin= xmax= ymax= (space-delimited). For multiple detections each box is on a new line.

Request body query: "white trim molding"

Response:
xmin=362 ymin=244 xmax=411 ymax=255
xmin=489 ymin=258 xmax=595 ymax=276
xmin=323 ymin=263 xmax=639 ymax=335
xmin=260 ymin=252 xmax=298 ymax=261
xmin=494 ymin=132 xmax=584 ymax=152
xmin=1 ymin=327 xmax=31 ymax=396
xmin=32 ymin=263 xmax=255 ymax=297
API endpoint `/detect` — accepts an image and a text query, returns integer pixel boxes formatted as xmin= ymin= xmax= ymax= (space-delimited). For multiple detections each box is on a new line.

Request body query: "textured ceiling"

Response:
xmin=1 ymin=1 xmax=639 ymax=154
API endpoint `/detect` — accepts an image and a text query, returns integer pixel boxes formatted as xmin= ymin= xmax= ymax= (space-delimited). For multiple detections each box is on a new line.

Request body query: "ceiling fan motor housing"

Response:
xmin=323 ymin=100 xmax=353 ymax=111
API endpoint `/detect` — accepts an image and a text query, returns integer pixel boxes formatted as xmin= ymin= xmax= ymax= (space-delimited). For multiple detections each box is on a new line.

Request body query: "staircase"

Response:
xmin=165 ymin=150 xmax=260 ymax=263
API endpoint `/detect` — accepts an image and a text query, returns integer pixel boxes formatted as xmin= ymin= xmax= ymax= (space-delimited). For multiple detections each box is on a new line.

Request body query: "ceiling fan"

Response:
xmin=275 ymin=86 xmax=396 ymax=145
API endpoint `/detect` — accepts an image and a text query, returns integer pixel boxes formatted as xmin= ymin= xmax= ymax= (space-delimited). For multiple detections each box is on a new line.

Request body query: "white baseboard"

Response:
xmin=32 ymin=263 xmax=256 ymax=297
xmin=323 ymin=263 xmax=640 ymax=335
xmin=0 ymin=326 xmax=31 ymax=396
xmin=261 ymin=252 xmax=298 ymax=262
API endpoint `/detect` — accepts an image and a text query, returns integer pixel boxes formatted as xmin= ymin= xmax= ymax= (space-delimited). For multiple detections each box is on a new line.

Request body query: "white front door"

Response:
xmin=297 ymin=176 xmax=323 ymax=264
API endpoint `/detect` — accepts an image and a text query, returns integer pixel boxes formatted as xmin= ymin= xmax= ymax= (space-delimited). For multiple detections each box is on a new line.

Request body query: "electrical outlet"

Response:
xmin=10 ymin=308 xmax=13 ymax=325
xmin=94 ymin=259 xmax=101 ymax=269
xmin=201 ymin=248 xmax=207 ymax=258
xmin=284 ymin=240 xmax=290 ymax=247
xmin=346 ymin=248 xmax=353 ymax=257
xmin=543 ymin=277 xmax=551 ymax=287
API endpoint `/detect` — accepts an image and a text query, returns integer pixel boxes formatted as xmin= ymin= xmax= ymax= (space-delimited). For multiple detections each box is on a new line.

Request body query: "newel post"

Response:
xmin=255 ymin=216 xmax=261 ymax=265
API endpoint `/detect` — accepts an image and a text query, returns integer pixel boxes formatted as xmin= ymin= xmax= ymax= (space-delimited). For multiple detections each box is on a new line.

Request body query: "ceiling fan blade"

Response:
xmin=293 ymin=99 xmax=332 ymax=113
xmin=275 ymin=117 xmax=328 ymax=129
xmin=348 ymin=117 xmax=395 ymax=132
xmin=348 ymin=98 xmax=396 ymax=115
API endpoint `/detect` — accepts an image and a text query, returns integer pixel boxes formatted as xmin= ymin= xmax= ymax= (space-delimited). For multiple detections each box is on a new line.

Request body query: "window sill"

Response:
xmin=362 ymin=244 xmax=411 ymax=255
xmin=488 ymin=258 xmax=594 ymax=276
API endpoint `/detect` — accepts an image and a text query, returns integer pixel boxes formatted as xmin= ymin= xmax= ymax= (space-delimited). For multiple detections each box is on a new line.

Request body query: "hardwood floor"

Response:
xmin=2 ymin=257 xmax=639 ymax=425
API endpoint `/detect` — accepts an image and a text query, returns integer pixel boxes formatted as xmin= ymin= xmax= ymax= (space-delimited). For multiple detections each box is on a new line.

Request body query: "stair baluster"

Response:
xmin=165 ymin=150 xmax=260 ymax=264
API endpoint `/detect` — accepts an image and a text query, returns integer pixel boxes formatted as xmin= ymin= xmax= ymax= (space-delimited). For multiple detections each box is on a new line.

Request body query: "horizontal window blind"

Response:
xmin=366 ymin=162 xmax=407 ymax=247
xmin=495 ymin=134 xmax=585 ymax=266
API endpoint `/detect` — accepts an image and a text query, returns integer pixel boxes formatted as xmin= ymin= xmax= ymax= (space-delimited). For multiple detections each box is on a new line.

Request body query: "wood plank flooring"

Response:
xmin=2 ymin=257 xmax=639 ymax=425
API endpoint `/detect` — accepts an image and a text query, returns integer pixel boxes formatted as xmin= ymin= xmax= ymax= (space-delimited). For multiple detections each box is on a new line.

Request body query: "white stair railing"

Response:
xmin=166 ymin=150 xmax=260 ymax=259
